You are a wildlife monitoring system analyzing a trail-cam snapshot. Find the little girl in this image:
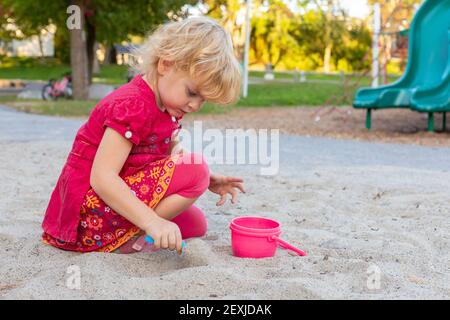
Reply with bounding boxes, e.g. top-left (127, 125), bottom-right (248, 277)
top-left (41, 17), bottom-right (245, 255)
